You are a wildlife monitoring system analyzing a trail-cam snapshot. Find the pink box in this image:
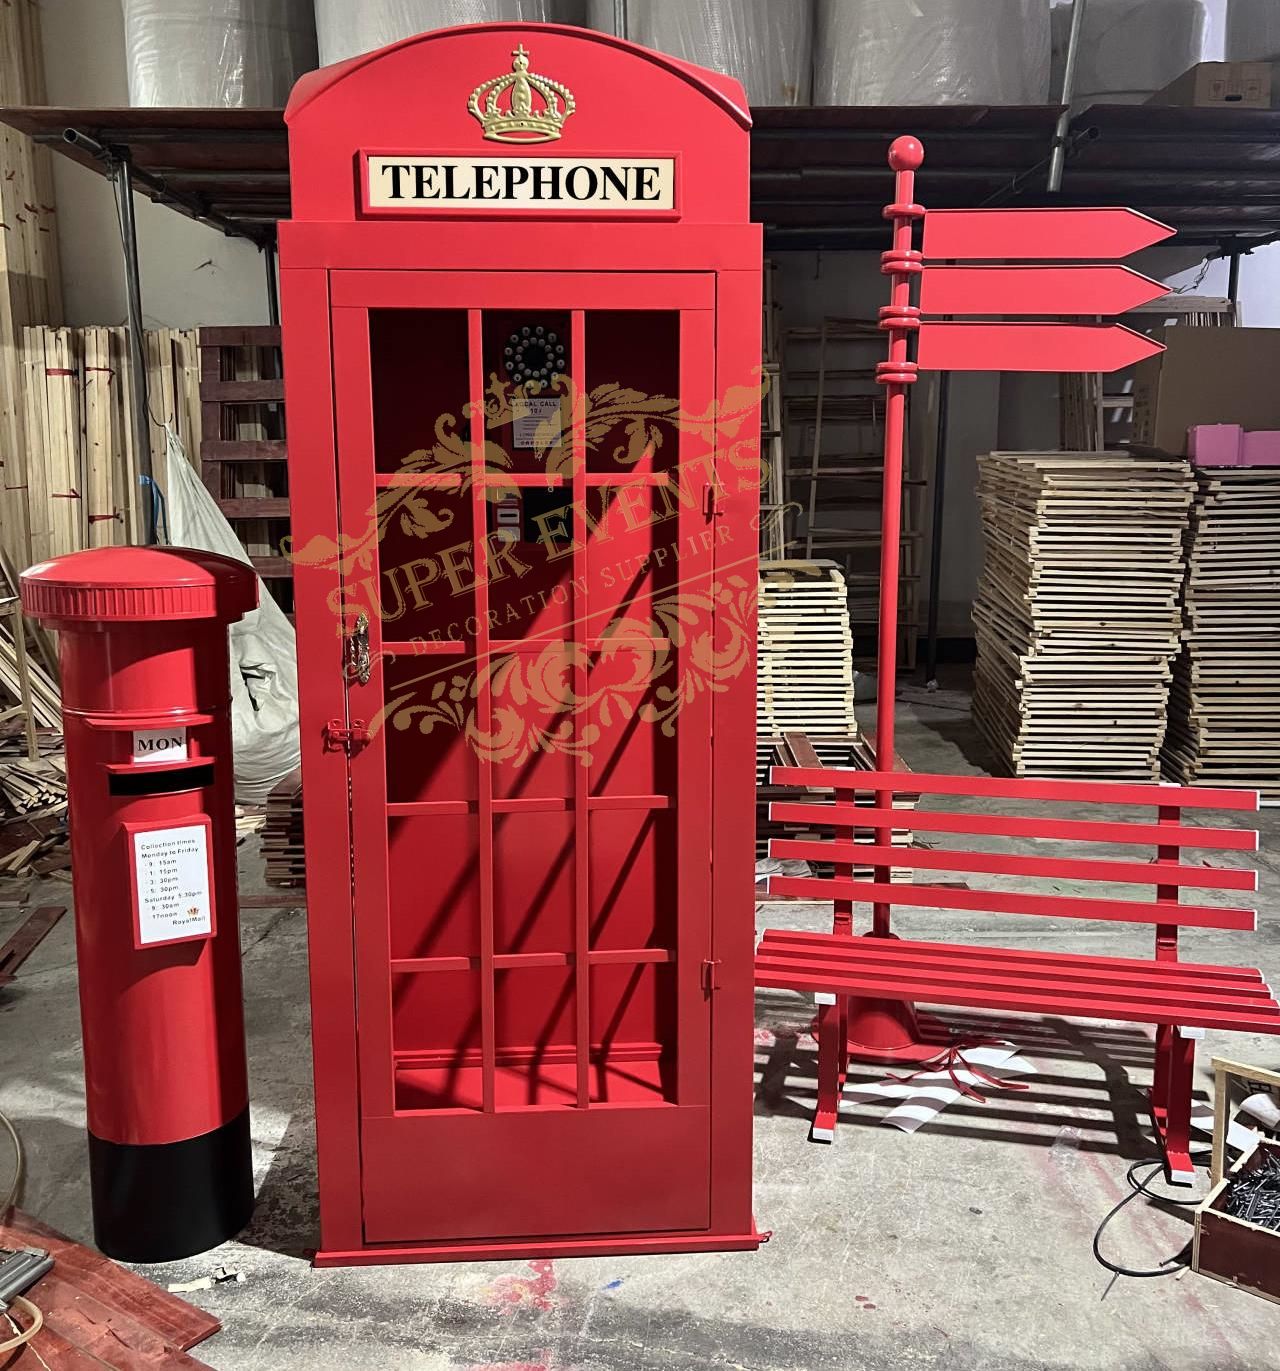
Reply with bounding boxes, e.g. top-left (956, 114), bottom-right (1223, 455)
top-left (1241, 430), bottom-right (1280, 467)
top-left (1187, 424), bottom-right (1243, 466)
